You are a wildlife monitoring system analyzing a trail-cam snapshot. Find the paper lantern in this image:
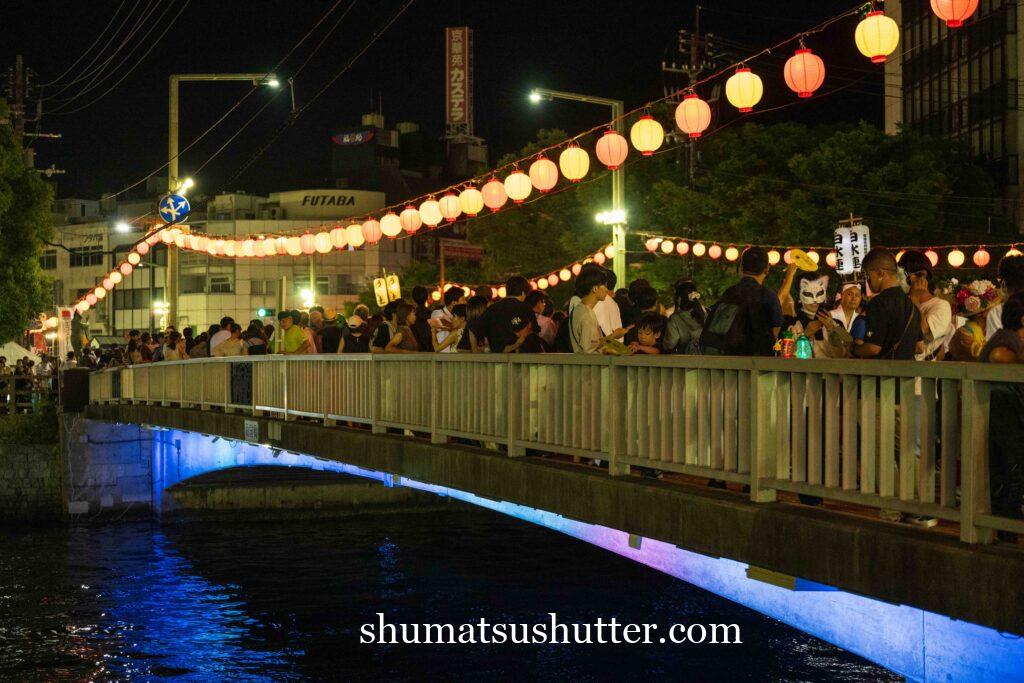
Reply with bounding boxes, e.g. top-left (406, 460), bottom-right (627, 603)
top-left (676, 241), bottom-right (690, 256)
top-left (692, 242), bottom-right (707, 257)
top-left (419, 199), bottom-right (443, 227)
top-left (85, 293), bottom-right (98, 306)
top-left (921, 249), bottom-right (939, 267)
top-left (855, 11), bottom-right (900, 64)
top-left (102, 277), bottom-right (113, 290)
top-left (645, 238), bottom-right (660, 252)
top-left (630, 115), bottom-right (664, 156)
top-left (675, 94), bottom-right (712, 139)
top-left (439, 193), bottom-right (462, 222)
top-left (947, 248), bottom-right (965, 268)
top-left (207, 239), bottom-right (221, 256)
top-left (726, 67), bottom-right (763, 112)
top-left (593, 251), bottom-right (607, 265)
top-left (826, 252), bottom-right (838, 268)
top-left (784, 48), bottom-right (826, 98)
top-left (769, 250), bottom-right (781, 266)
top-left (400, 206), bottom-right (422, 234)
top-left (482, 178), bottom-right (508, 211)
top-left (595, 130), bottom-right (629, 170)
top-left (537, 277), bottom-right (549, 290)
top-left (376, 212), bottom-right (400, 238)
top-left (175, 232), bottom-right (188, 249)
top-left (241, 239), bottom-right (256, 257)
top-left (458, 187), bottom-right (484, 217)
top-left (135, 241), bottom-right (150, 256)
top-left (559, 144), bottom-right (590, 181)
top-left (93, 286), bottom-right (106, 300)
top-left (504, 170), bottom-right (533, 203)
top-left (329, 225), bottom-right (348, 249)
top-left (110, 271), bottom-right (123, 285)
top-left (661, 240), bottom-right (675, 254)
top-left (547, 273), bottom-right (560, 287)
top-left (186, 234), bottom-right (201, 251)
top-left (973, 248), bottom-right (990, 267)
top-left (725, 246), bottom-right (740, 262)
top-left (604, 245), bottom-right (617, 259)
top-left (708, 244), bottom-right (723, 260)
top-left (120, 262), bottom-right (133, 276)
top-left (285, 236), bottom-right (303, 256)
top-left (491, 287), bottom-right (500, 299)
top-left (529, 156), bottom-right (559, 192)
top-left (784, 249), bottom-right (794, 265)
top-left (431, 290), bottom-right (442, 301)
top-left (345, 223), bottom-right (365, 248)
top-left (76, 301), bottom-right (90, 313)
top-left (808, 250), bottom-right (821, 264)
top-left (498, 286), bottom-right (507, 298)
top-left (559, 269), bottom-right (571, 282)
top-left (127, 252), bottom-right (141, 266)
top-left (362, 219), bottom-right (383, 244)
top-left (224, 240), bottom-right (238, 258)
top-left (314, 232), bottom-right (333, 254)
top-left (931, 0), bottom-right (978, 28)
top-left (160, 229), bottom-right (175, 244)
top-left (571, 263), bottom-right (583, 276)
